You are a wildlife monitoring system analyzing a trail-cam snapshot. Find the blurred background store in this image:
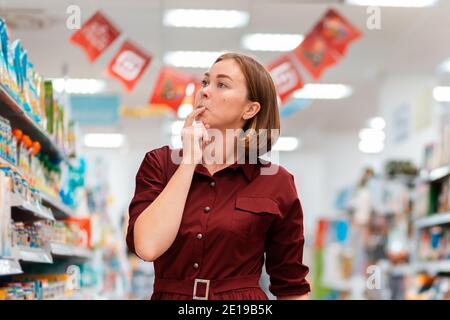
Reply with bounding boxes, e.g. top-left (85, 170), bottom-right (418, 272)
top-left (1, 0), bottom-right (450, 300)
